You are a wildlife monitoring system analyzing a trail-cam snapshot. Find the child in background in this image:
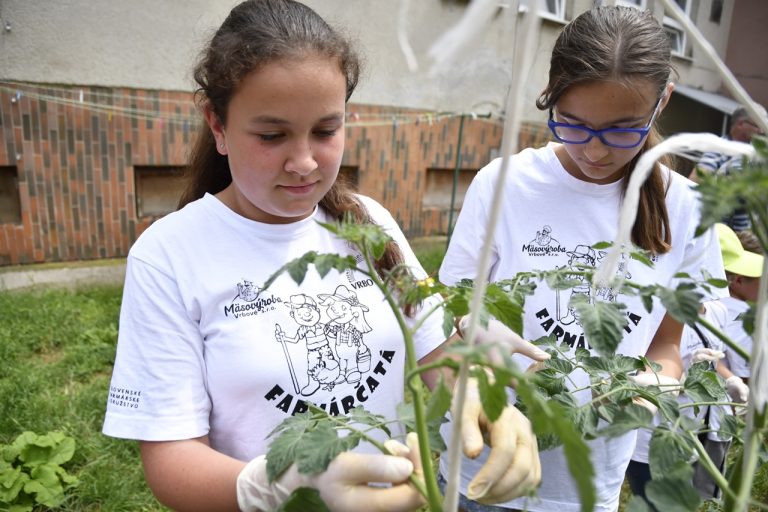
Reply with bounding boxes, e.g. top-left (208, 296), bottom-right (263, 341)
top-left (717, 224), bottom-right (765, 396)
